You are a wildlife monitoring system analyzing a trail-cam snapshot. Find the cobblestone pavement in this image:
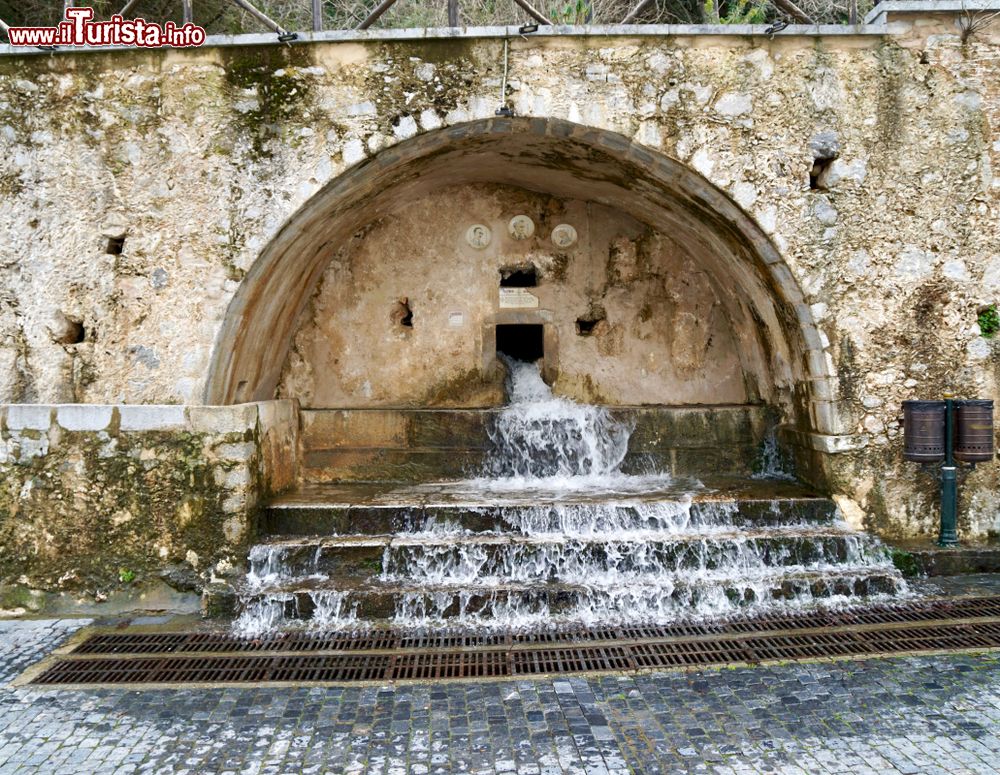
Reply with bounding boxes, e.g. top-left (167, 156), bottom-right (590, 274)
top-left (1, 619), bottom-right (999, 774)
